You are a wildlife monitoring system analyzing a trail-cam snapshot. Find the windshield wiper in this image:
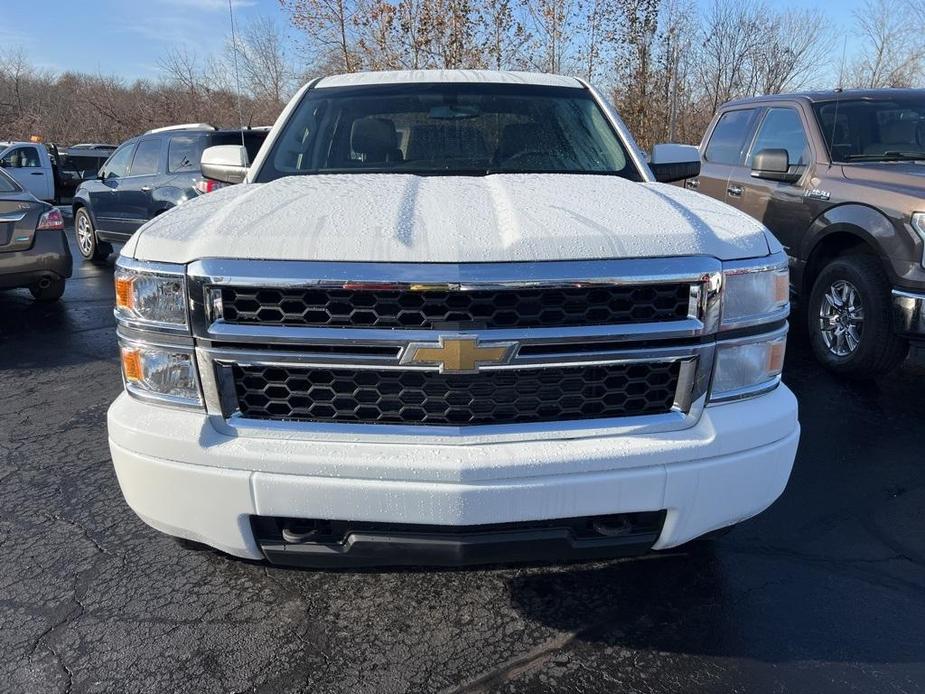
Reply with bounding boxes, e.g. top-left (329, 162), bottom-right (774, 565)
top-left (846, 151), bottom-right (925, 161)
